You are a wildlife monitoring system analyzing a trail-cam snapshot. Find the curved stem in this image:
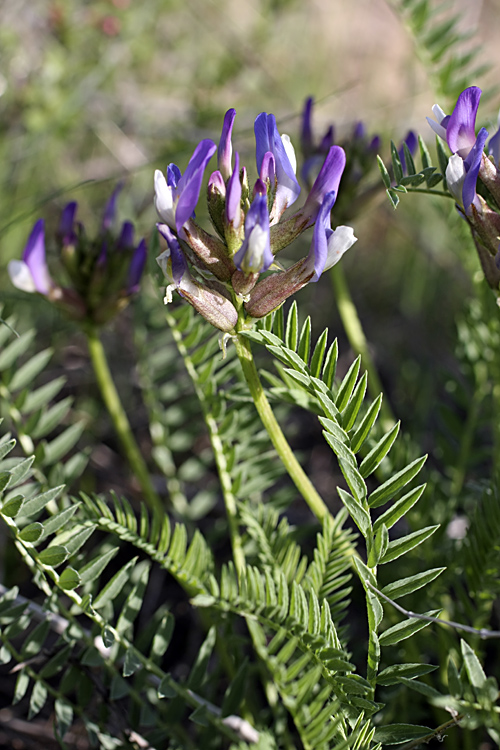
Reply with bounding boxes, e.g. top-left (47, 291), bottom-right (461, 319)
top-left (329, 263), bottom-right (395, 430)
top-left (85, 326), bottom-right (162, 515)
top-left (234, 332), bottom-right (329, 522)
